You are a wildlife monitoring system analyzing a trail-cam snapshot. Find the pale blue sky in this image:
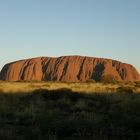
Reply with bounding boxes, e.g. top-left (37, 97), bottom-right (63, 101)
top-left (0, 0), bottom-right (140, 72)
